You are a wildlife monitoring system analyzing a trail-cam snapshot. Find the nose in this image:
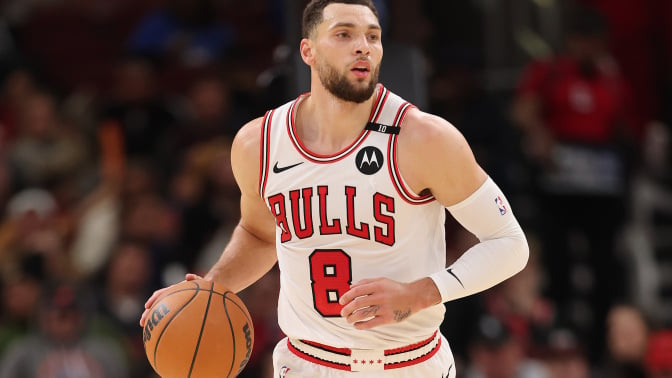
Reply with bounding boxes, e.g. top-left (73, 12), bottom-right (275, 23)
top-left (354, 34), bottom-right (370, 56)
